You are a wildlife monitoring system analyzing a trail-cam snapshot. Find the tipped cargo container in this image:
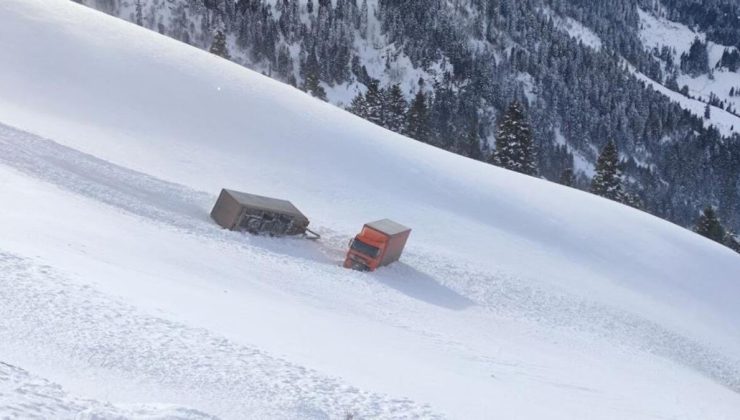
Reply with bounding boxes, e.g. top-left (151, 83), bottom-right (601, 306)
top-left (344, 219), bottom-right (411, 271)
top-left (211, 189), bottom-right (318, 238)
